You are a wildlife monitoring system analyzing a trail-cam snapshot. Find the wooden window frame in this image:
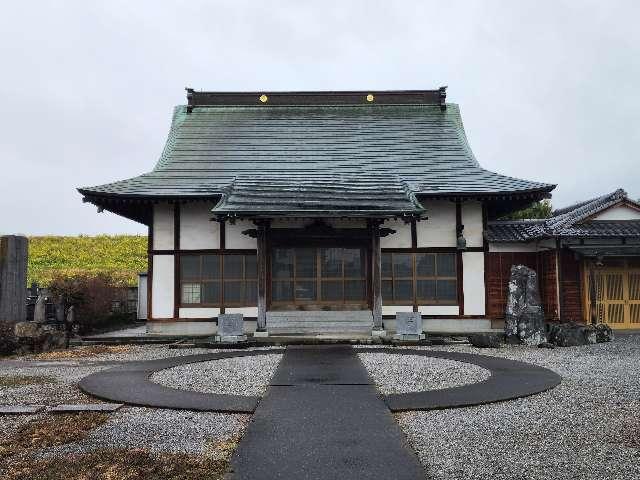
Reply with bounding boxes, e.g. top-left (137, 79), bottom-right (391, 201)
top-left (270, 246), bottom-right (368, 309)
top-left (179, 252), bottom-right (257, 308)
top-left (381, 251), bottom-right (458, 306)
